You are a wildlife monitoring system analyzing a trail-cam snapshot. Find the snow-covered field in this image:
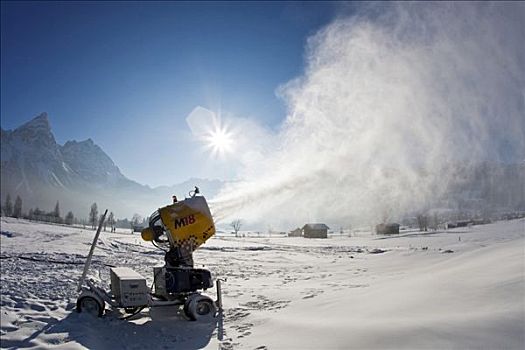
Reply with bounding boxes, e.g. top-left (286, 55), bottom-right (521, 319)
top-left (1, 217), bottom-right (524, 349)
